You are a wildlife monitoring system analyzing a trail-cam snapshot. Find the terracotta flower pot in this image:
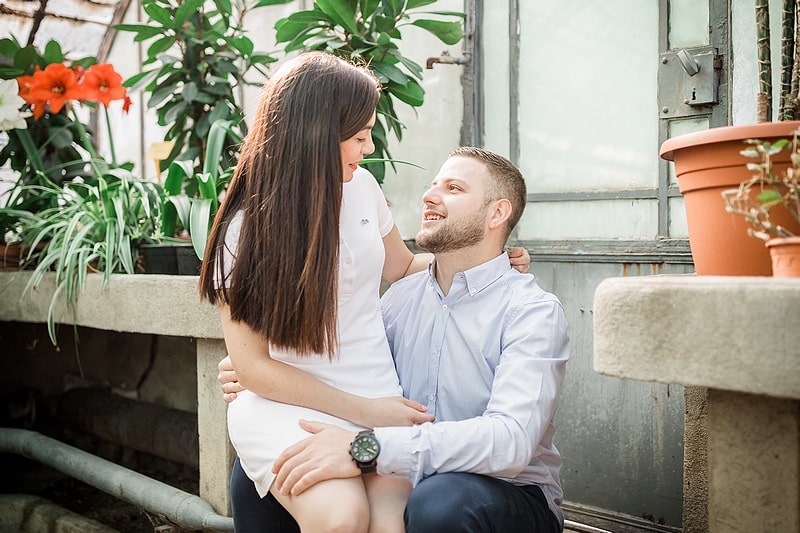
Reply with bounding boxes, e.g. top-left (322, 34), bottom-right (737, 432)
top-left (766, 236), bottom-right (800, 277)
top-left (660, 121), bottom-right (800, 276)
